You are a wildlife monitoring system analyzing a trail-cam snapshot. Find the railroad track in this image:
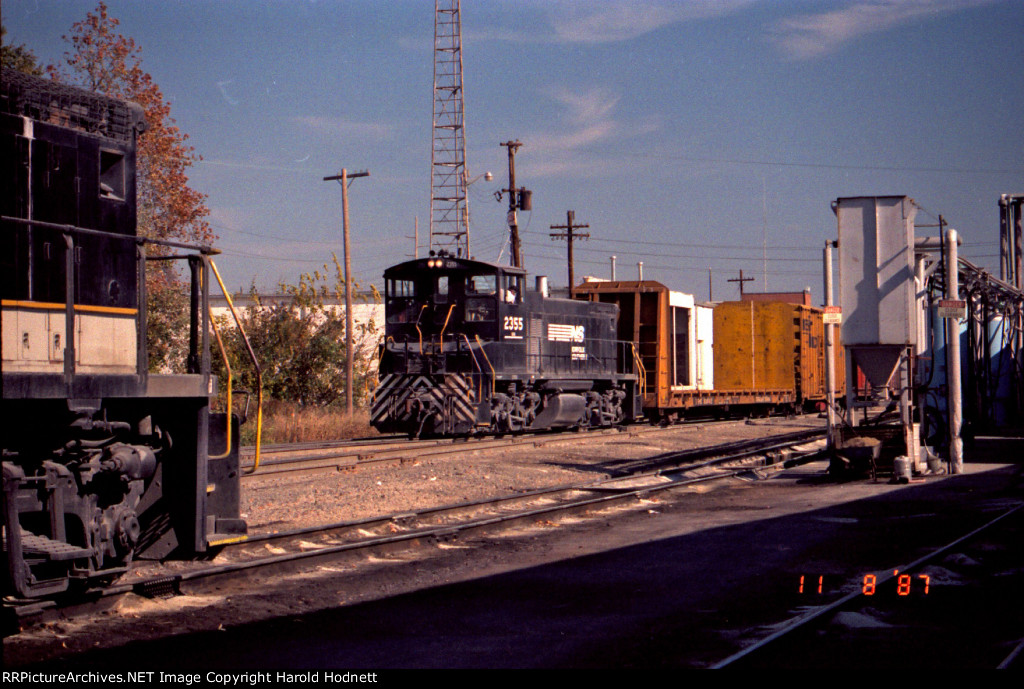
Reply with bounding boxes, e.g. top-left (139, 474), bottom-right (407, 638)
top-left (712, 501), bottom-right (1024, 669)
top-left (5, 427), bottom-right (825, 629)
top-left (238, 417), bottom-right (792, 479)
